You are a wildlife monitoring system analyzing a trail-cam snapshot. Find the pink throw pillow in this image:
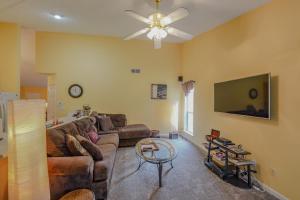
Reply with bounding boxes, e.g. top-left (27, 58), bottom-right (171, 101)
top-left (87, 130), bottom-right (100, 144)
